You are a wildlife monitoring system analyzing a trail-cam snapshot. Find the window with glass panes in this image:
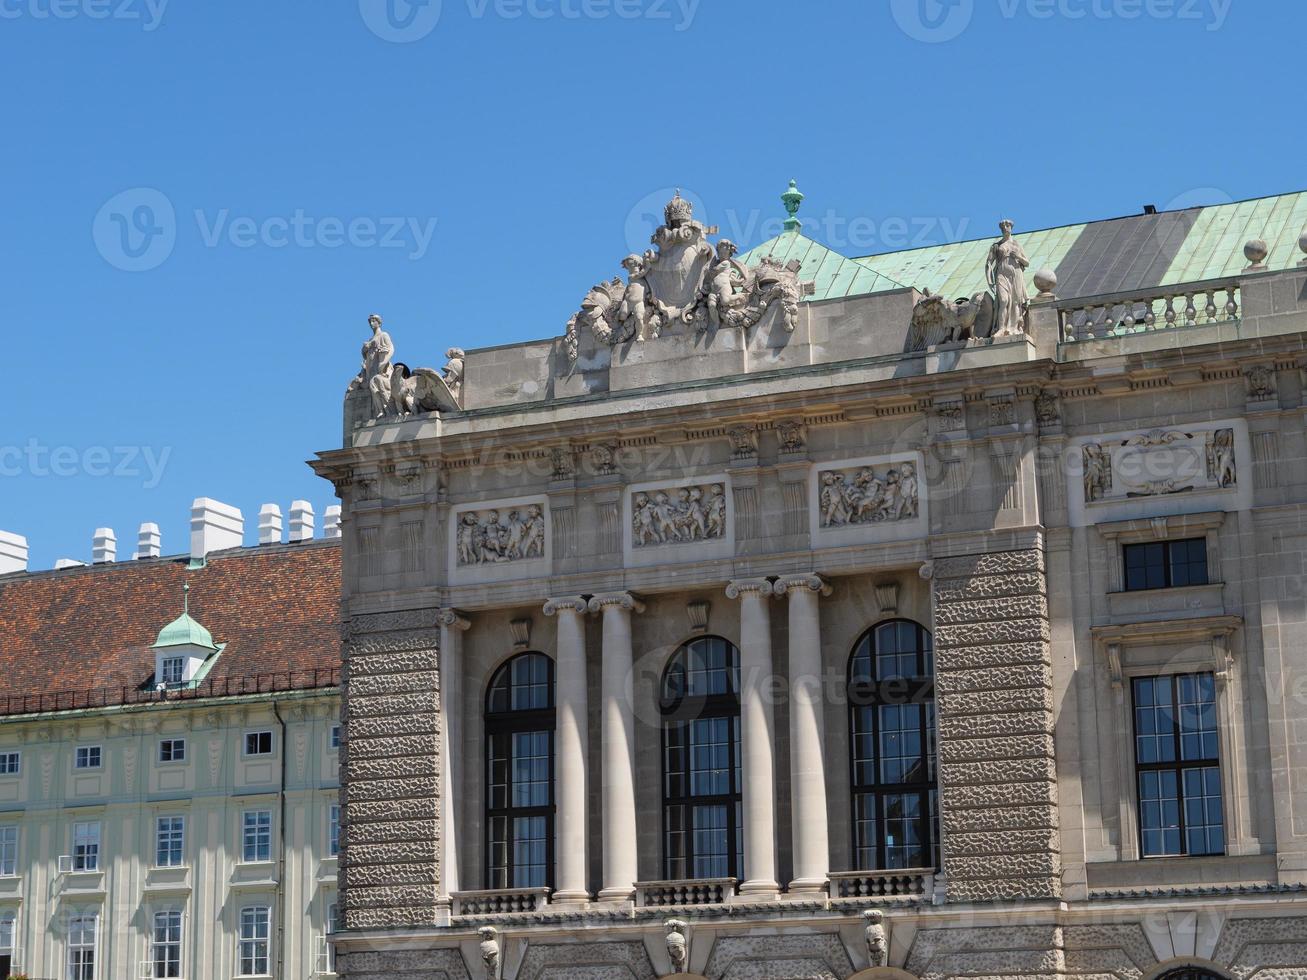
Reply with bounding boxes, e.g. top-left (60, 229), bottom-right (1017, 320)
top-left (1133, 672), bottom-right (1224, 857)
top-left (160, 657), bottom-right (184, 686)
top-left (151, 910), bottom-right (182, 978)
top-left (329, 805), bottom-right (340, 857)
top-left (848, 620), bottom-right (938, 871)
top-left (67, 914), bottom-right (97, 980)
top-left (0, 826), bottom-right (16, 876)
top-left (1123, 538), bottom-right (1209, 591)
top-left (72, 821), bottom-right (100, 872)
top-left (485, 653), bottom-right (555, 889)
top-left (158, 739), bottom-right (186, 763)
top-left (242, 810), bottom-right (272, 863)
top-left (0, 910), bottom-right (14, 978)
top-left (0, 752), bottom-right (19, 775)
top-left (660, 636), bottom-right (743, 881)
top-left (237, 906), bottom-right (270, 976)
top-left (155, 816), bottom-right (184, 867)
